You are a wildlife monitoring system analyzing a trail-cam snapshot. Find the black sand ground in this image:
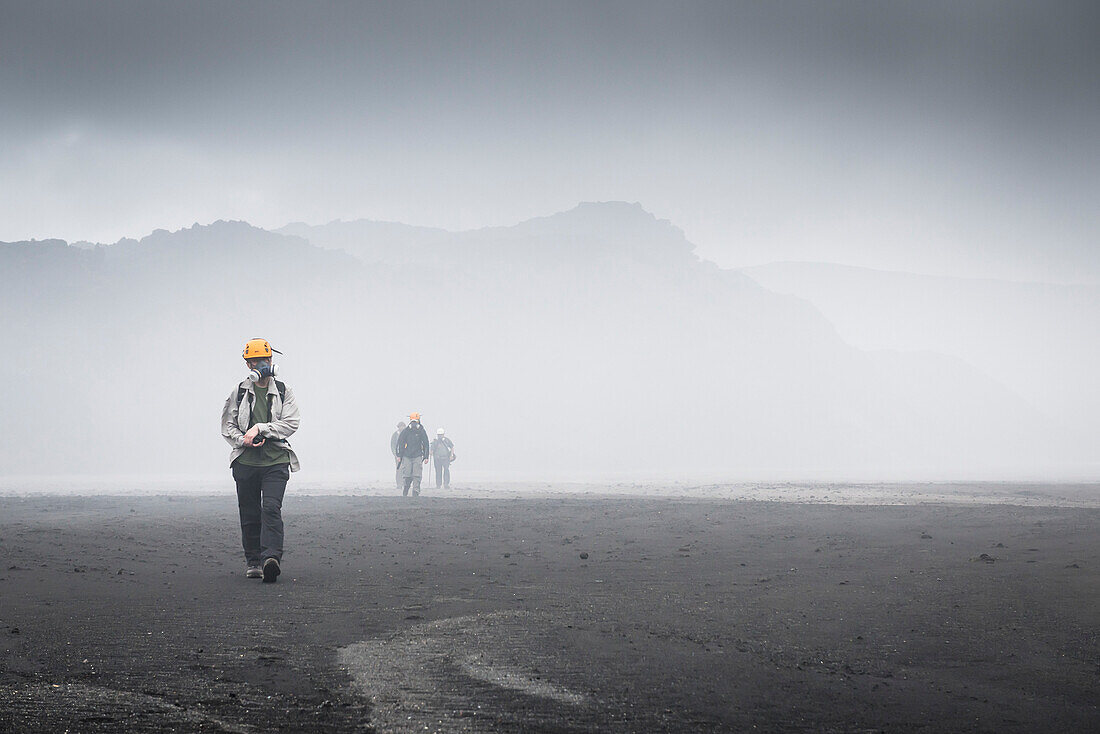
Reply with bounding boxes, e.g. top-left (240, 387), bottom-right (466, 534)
top-left (1, 492), bottom-right (1097, 732)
